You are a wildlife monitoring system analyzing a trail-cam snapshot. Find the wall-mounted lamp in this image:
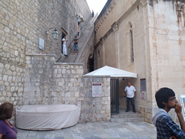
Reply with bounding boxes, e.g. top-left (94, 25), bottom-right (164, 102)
top-left (46, 28), bottom-right (59, 40)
